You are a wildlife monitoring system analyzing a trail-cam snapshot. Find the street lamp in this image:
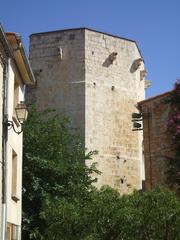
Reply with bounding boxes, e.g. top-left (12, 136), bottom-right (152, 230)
top-left (15, 102), bottom-right (28, 123)
top-left (5, 102), bottom-right (28, 134)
